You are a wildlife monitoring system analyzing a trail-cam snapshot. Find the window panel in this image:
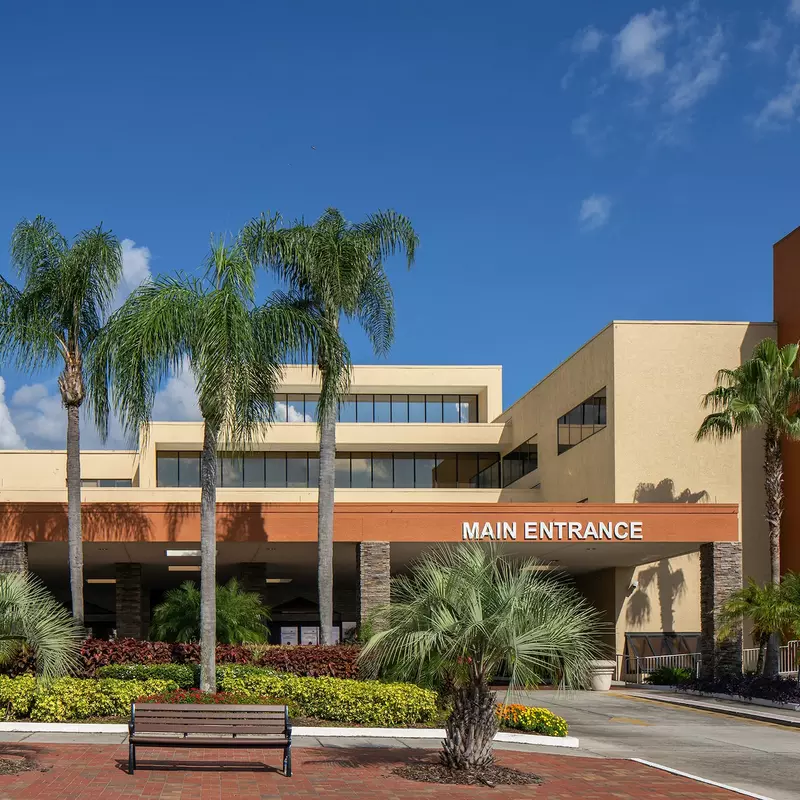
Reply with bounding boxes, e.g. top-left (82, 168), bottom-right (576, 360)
top-left (443, 395), bottom-right (460, 423)
top-left (414, 453), bottom-right (436, 488)
top-left (308, 453), bottom-right (319, 488)
top-left (393, 453), bottom-right (414, 488)
top-left (391, 395), bottom-right (408, 423)
top-left (461, 395), bottom-right (478, 424)
top-left (157, 452), bottom-right (179, 487)
top-left (435, 453), bottom-right (457, 488)
top-left (409, 395), bottom-right (425, 423)
top-left (478, 454), bottom-right (500, 488)
top-left (457, 452), bottom-right (479, 487)
top-left (304, 395), bottom-right (318, 423)
top-left (335, 453), bottom-right (351, 488)
top-left (425, 395), bottom-right (443, 423)
top-left (356, 395), bottom-right (374, 423)
top-left (287, 394), bottom-right (306, 423)
top-left (219, 454), bottom-right (243, 488)
top-left (374, 395), bottom-right (391, 423)
top-left (372, 453), bottom-right (393, 488)
top-left (339, 395), bottom-right (357, 423)
top-left (266, 453), bottom-right (287, 487)
top-left (502, 437), bottom-right (537, 487)
top-left (556, 390), bottom-right (607, 455)
top-left (243, 454), bottom-right (265, 487)
top-left (179, 452), bottom-right (200, 487)
top-left (274, 395), bottom-right (288, 422)
top-left (287, 453), bottom-right (308, 487)
top-left (351, 455), bottom-right (371, 488)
